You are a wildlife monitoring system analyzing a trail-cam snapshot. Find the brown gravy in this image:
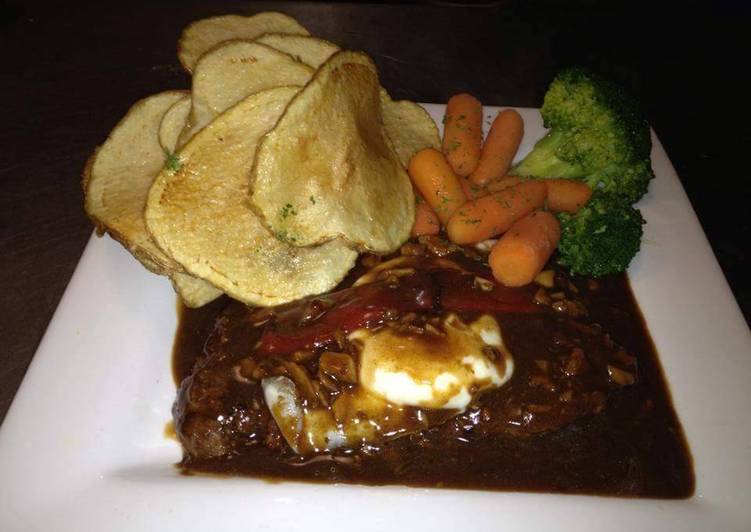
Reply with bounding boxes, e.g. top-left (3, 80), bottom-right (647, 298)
top-left (172, 267), bottom-right (693, 497)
